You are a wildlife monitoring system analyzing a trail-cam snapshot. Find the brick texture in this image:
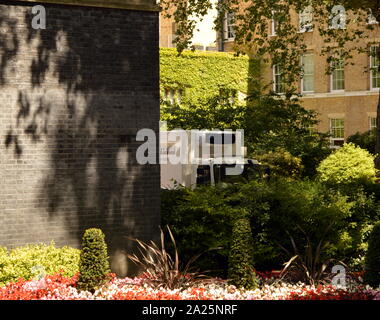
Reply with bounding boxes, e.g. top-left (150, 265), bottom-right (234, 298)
top-left (0, 1), bottom-right (160, 276)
